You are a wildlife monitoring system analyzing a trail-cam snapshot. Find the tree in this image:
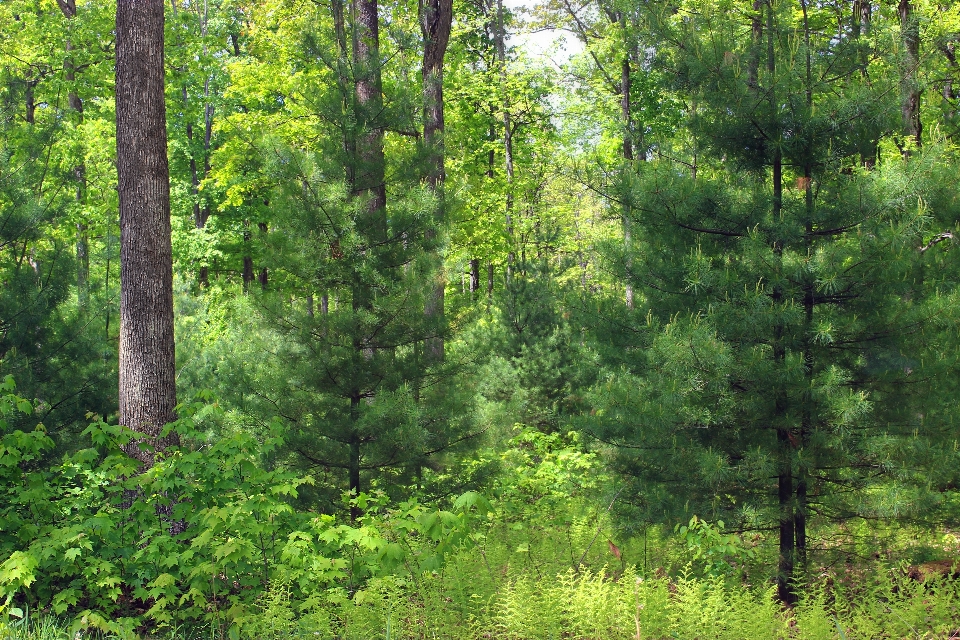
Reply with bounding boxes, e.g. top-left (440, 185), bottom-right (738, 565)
top-left (420, 0), bottom-right (453, 362)
top-left (115, 0), bottom-right (178, 464)
top-left (182, 0), bottom-right (483, 515)
top-left (0, 1), bottom-right (118, 451)
top-left (580, 0), bottom-right (959, 602)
